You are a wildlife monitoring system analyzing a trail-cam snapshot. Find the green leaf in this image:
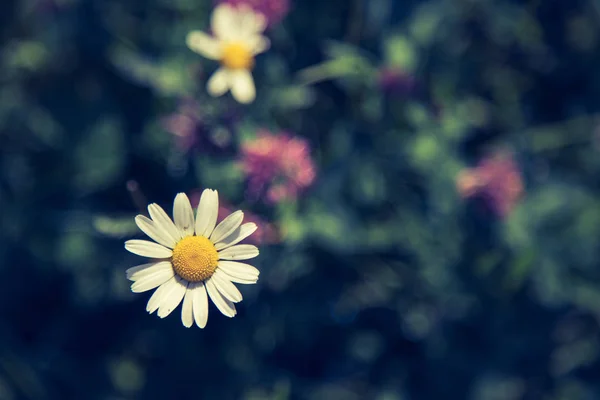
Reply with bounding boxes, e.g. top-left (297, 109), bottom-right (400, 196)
top-left (384, 35), bottom-right (418, 71)
top-left (269, 85), bottom-right (316, 110)
top-left (409, 4), bottom-right (442, 45)
top-left (73, 118), bottom-right (125, 193)
top-left (194, 156), bottom-right (244, 195)
top-left (297, 41), bottom-right (374, 85)
top-left (409, 134), bottom-right (441, 167)
top-left (504, 249), bottom-right (536, 291)
top-left (5, 40), bottom-right (49, 71)
top-left (93, 215), bottom-right (138, 238)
